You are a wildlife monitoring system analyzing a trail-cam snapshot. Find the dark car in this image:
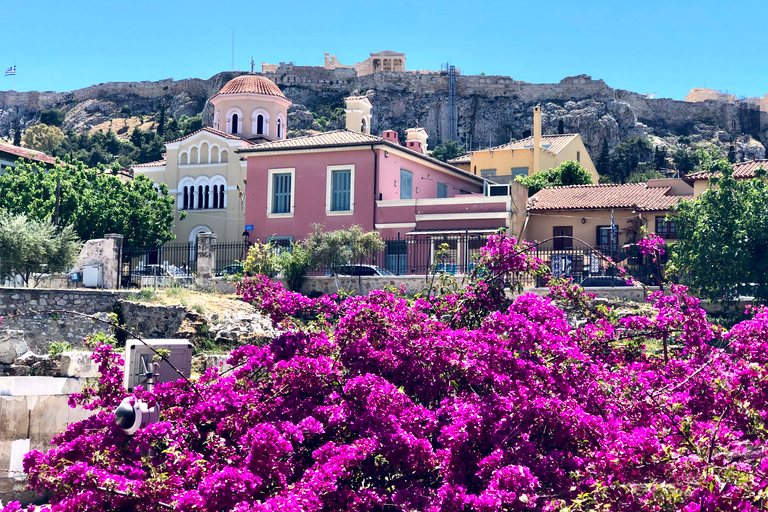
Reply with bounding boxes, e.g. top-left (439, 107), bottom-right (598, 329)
top-left (216, 264), bottom-right (244, 277)
top-left (333, 265), bottom-right (394, 276)
top-left (580, 276), bottom-right (633, 287)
